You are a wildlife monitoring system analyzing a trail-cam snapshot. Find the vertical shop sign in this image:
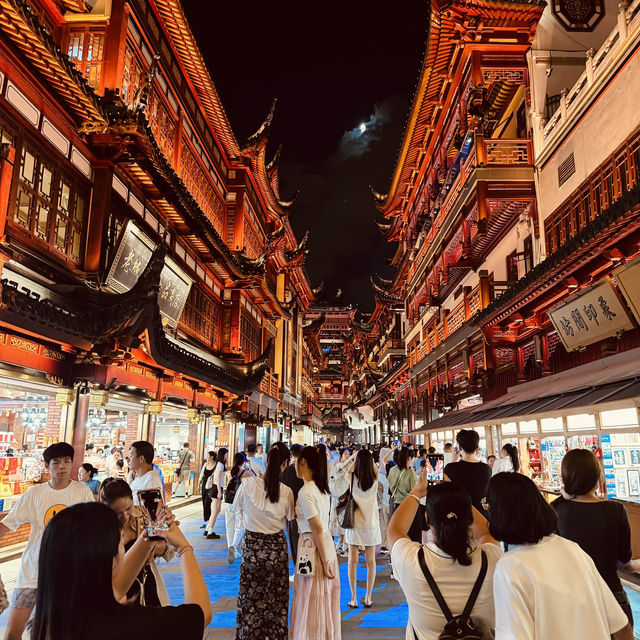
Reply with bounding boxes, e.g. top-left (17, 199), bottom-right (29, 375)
top-left (548, 279), bottom-right (633, 352)
top-left (601, 434), bottom-right (616, 498)
top-left (105, 220), bottom-right (192, 326)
